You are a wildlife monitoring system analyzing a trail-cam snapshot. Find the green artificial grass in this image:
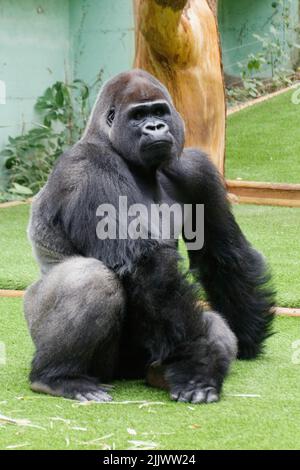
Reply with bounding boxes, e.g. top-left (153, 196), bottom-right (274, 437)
top-left (233, 204), bottom-right (300, 308)
top-left (1, 204), bottom-right (299, 307)
top-left (225, 89), bottom-right (300, 183)
top-left (0, 297), bottom-right (299, 450)
top-left (0, 205), bottom-right (38, 290)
